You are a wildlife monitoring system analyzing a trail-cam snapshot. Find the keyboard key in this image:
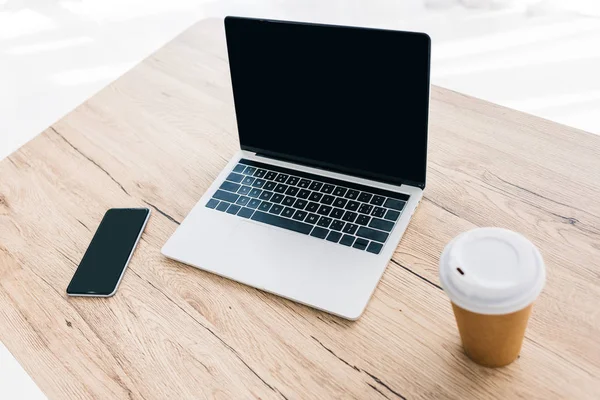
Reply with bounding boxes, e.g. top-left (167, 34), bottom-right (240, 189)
top-left (321, 195), bottom-right (335, 205)
top-left (342, 223), bottom-right (358, 235)
top-left (254, 169), bottom-right (266, 178)
top-left (243, 166), bottom-right (257, 175)
top-left (237, 185), bottom-right (251, 195)
top-left (358, 204), bottom-right (373, 215)
top-left (259, 201), bottom-right (272, 212)
top-left (372, 207), bottom-right (386, 218)
top-left (236, 196), bottom-right (250, 206)
top-left (357, 226), bottom-right (389, 243)
top-left (310, 227), bottom-right (329, 239)
top-left (369, 218), bottom-right (394, 232)
top-left (265, 171), bottom-right (278, 180)
top-left (345, 201), bottom-right (360, 211)
top-left (252, 179), bottom-right (266, 188)
top-left (269, 204), bottom-right (284, 215)
top-left (206, 199), bottom-right (219, 209)
top-left (384, 198), bottom-right (406, 211)
top-left (238, 207), bottom-right (254, 218)
top-left (342, 211), bottom-right (357, 223)
top-left (330, 208), bottom-right (345, 219)
top-left (213, 190), bottom-right (239, 203)
top-left (356, 215), bottom-right (371, 226)
top-left (298, 179), bottom-right (311, 188)
top-left (264, 181), bottom-right (277, 191)
top-left (385, 209), bottom-right (401, 221)
top-left (232, 164), bottom-right (246, 173)
top-left (248, 198), bottom-right (261, 209)
top-left (271, 193), bottom-right (285, 204)
top-left (274, 184), bottom-right (288, 193)
top-left (282, 196), bottom-right (296, 206)
top-left (366, 241), bottom-right (383, 254)
top-left (330, 220), bottom-right (345, 231)
top-left (370, 195), bottom-right (385, 206)
top-left (321, 184), bottom-right (335, 194)
top-left (306, 202), bottom-right (320, 212)
top-left (309, 192), bottom-right (323, 202)
top-left (333, 187), bottom-right (347, 197)
top-left (317, 205), bottom-right (332, 216)
top-left (220, 181), bottom-right (241, 193)
top-left (259, 191), bottom-right (273, 201)
top-left (251, 211), bottom-right (312, 235)
top-left (340, 235), bottom-right (355, 246)
top-left (317, 216), bottom-right (332, 228)
top-left (358, 192), bottom-right (372, 203)
top-left (249, 188), bottom-right (262, 198)
top-left (286, 176), bottom-right (300, 186)
top-left (281, 207), bottom-right (295, 218)
top-left (285, 186), bottom-right (299, 196)
top-left (216, 201), bottom-right (230, 212)
top-left (309, 181), bottom-right (323, 191)
top-left (226, 172), bottom-right (244, 183)
top-left (293, 199), bottom-right (308, 209)
top-left (305, 213), bottom-right (319, 224)
top-left (297, 189), bottom-right (311, 199)
top-left (292, 210), bottom-right (308, 221)
top-left (275, 174), bottom-right (289, 183)
top-left (345, 189), bottom-right (359, 200)
top-left (326, 231), bottom-right (342, 243)
top-left (242, 176), bottom-right (256, 186)
top-left (353, 238), bottom-right (369, 251)
top-left (333, 198), bottom-right (347, 208)
top-left (227, 204), bottom-right (241, 215)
